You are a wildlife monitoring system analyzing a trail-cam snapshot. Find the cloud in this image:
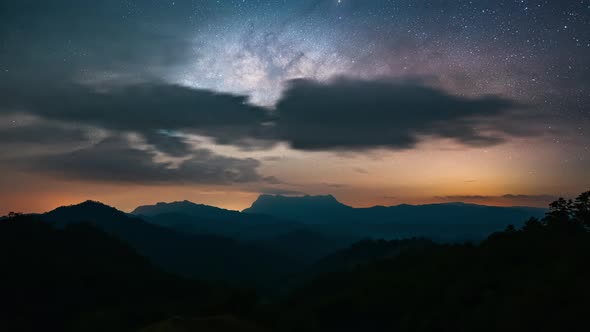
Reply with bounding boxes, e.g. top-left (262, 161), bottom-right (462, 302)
top-left (18, 136), bottom-right (263, 185)
top-left (435, 194), bottom-right (557, 206)
top-left (1, 77), bottom-right (544, 155)
top-left (0, 122), bottom-right (91, 145)
top-left (0, 82), bottom-right (271, 148)
top-left (353, 167), bottom-right (369, 174)
top-left (322, 183), bottom-right (348, 188)
top-left (500, 194), bottom-right (557, 201)
top-left (272, 77), bottom-right (538, 151)
top-left (262, 176), bottom-right (283, 185)
top-left (436, 195), bottom-right (491, 201)
top-left (143, 131), bottom-right (194, 157)
top-left (0, 77), bottom-right (547, 185)
top-left (258, 188), bottom-right (306, 196)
